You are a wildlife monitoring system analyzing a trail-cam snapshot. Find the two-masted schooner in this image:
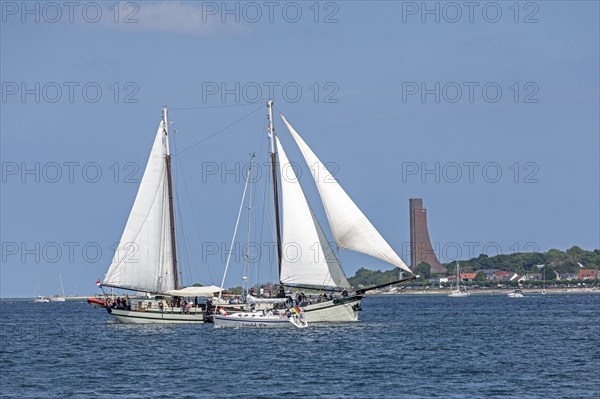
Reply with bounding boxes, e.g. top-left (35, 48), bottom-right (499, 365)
top-left (96, 108), bottom-right (221, 323)
top-left (253, 101), bottom-right (415, 322)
